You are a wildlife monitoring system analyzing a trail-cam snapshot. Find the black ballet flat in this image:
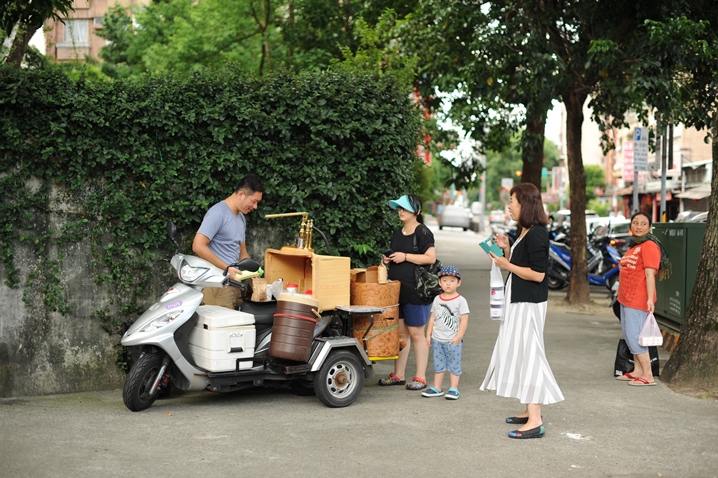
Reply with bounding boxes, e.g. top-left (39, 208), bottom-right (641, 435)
top-left (506, 416), bottom-right (529, 424)
top-left (506, 415), bottom-right (541, 424)
top-left (508, 425), bottom-right (545, 439)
